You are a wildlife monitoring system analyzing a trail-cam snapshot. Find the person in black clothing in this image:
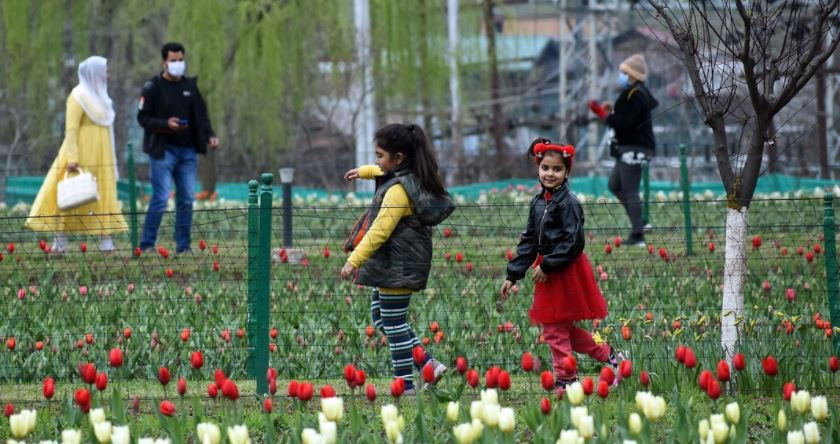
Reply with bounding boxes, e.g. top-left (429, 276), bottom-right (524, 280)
top-left (599, 53), bottom-right (658, 246)
top-left (137, 42), bottom-right (219, 253)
